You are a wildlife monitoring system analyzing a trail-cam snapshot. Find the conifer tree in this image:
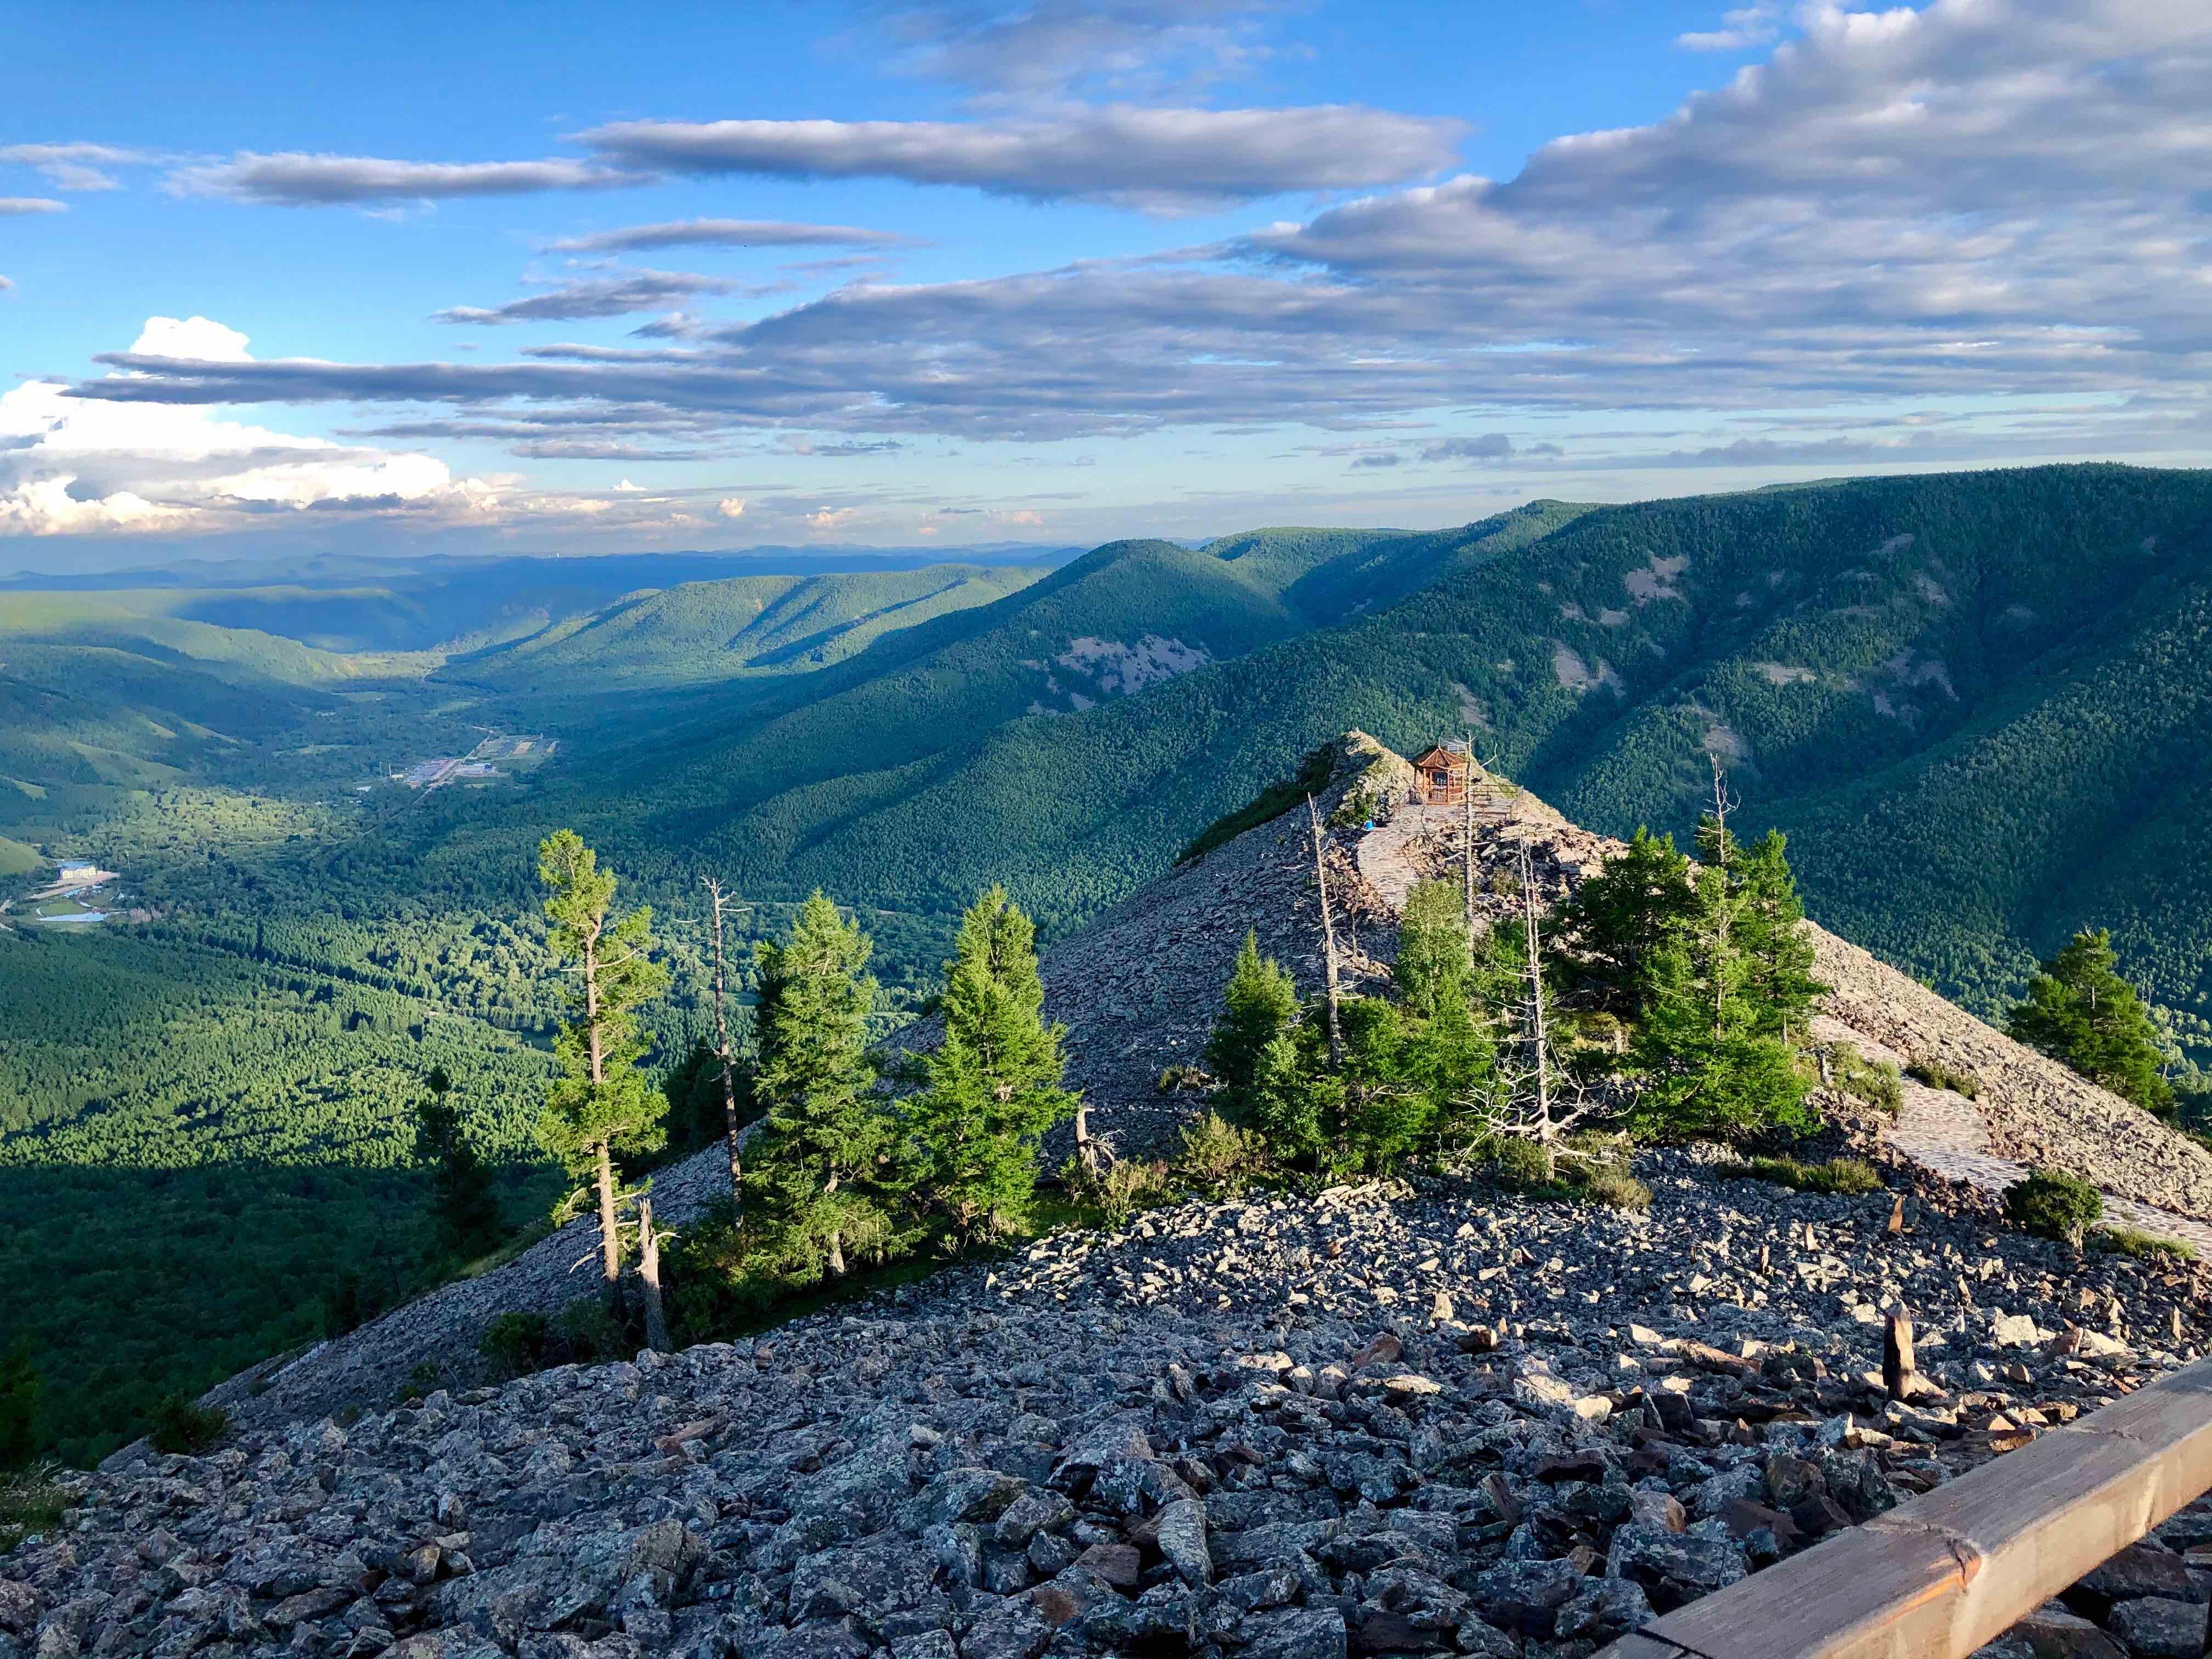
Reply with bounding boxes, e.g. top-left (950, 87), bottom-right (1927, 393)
top-left (1624, 862), bottom-right (1810, 1139)
top-left (2007, 929), bottom-right (2174, 1113)
top-left (909, 887), bottom-right (1079, 1245)
top-left (1555, 828), bottom-right (1699, 1018)
top-left (1205, 932), bottom-right (1300, 1116)
top-left (0, 1342), bottom-right (38, 1470)
top-left (1393, 879), bottom-right (1494, 1110)
top-left (1396, 880), bottom-right (1471, 1019)
top-left (413, 1064), bottom-right (503, 1260)
top-left (746, 893), bottom-right (893, 1278)
top-left (1732, 828), bottom-right (1825, 1041)
top-left (536, 831), bottom-right (670, 1296)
